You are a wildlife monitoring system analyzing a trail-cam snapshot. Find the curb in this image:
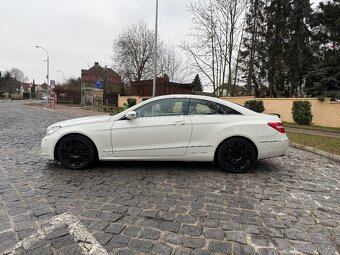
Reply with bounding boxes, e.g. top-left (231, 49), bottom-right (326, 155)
top-left (290, 142), bottom-right (340, 163)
